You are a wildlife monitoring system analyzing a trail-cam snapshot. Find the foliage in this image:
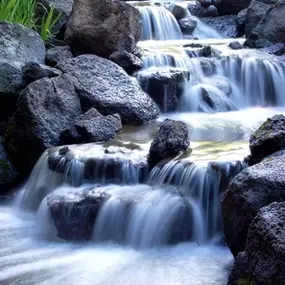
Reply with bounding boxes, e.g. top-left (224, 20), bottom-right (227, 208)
top-left (0, 0), bottom-right (61, 42)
